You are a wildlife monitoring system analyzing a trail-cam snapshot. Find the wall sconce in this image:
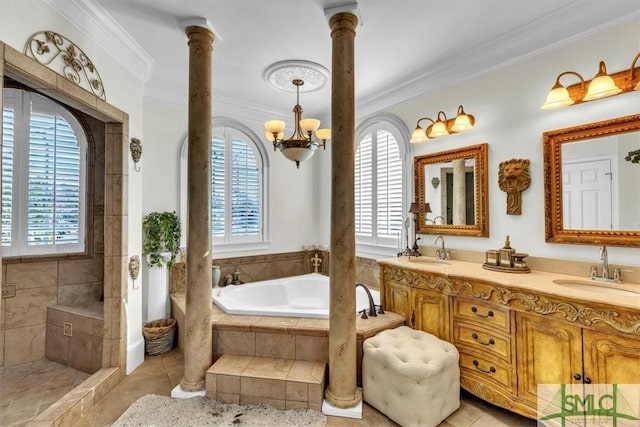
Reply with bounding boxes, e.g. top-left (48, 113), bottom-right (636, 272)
top-left (541, 51), bottom-right (640, 109)
top-left (410, 105), bottom-right (475, 143)
top-left (130, 137), bottom-right (142, 172)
